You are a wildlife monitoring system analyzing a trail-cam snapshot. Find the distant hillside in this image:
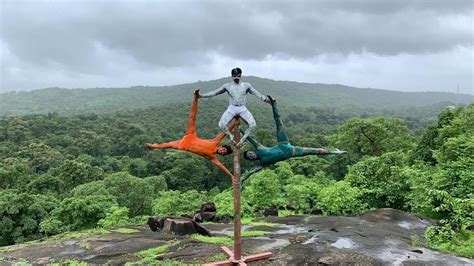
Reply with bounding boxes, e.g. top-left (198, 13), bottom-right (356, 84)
top-left (1, 76), bottom-right (471, 116)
